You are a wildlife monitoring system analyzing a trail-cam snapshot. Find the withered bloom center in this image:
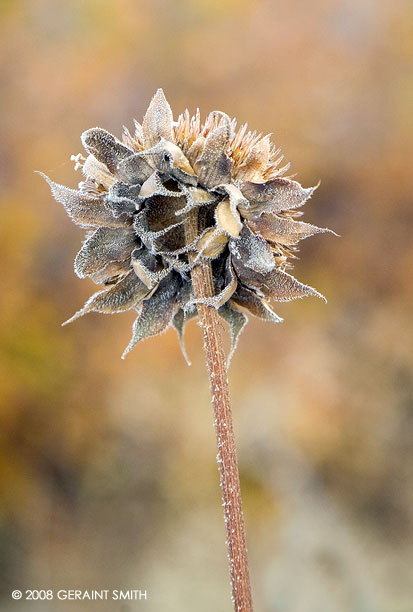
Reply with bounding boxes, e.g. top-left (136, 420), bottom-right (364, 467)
top-left (41, 89), bottom-right (332, 360)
